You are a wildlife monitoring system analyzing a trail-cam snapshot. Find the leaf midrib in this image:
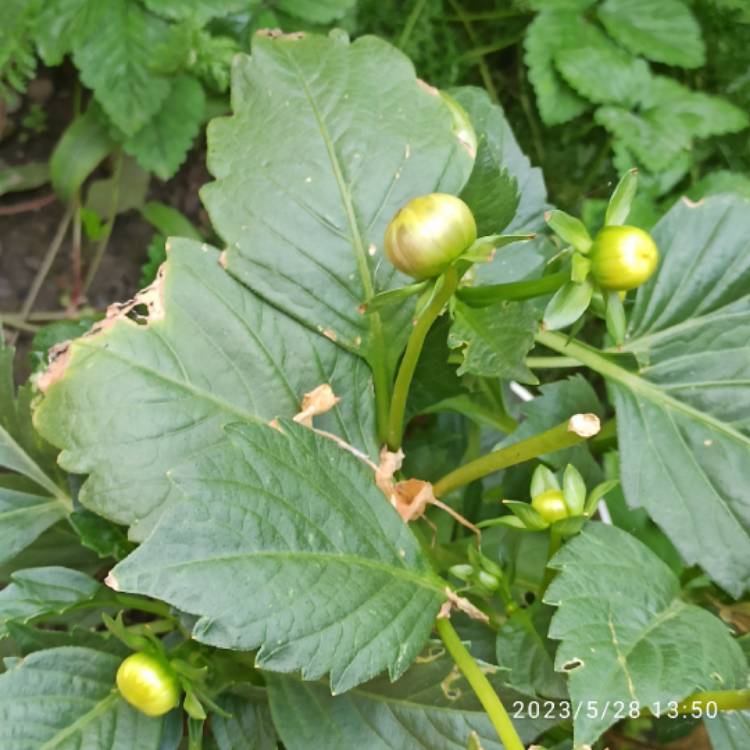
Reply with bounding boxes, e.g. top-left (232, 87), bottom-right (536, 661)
top-left (536, 331), bottom-right (750, 448)
top-left (39, 690), bottom-right (119, 750)
top-left (135, 549), bottom-right (445, 594)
